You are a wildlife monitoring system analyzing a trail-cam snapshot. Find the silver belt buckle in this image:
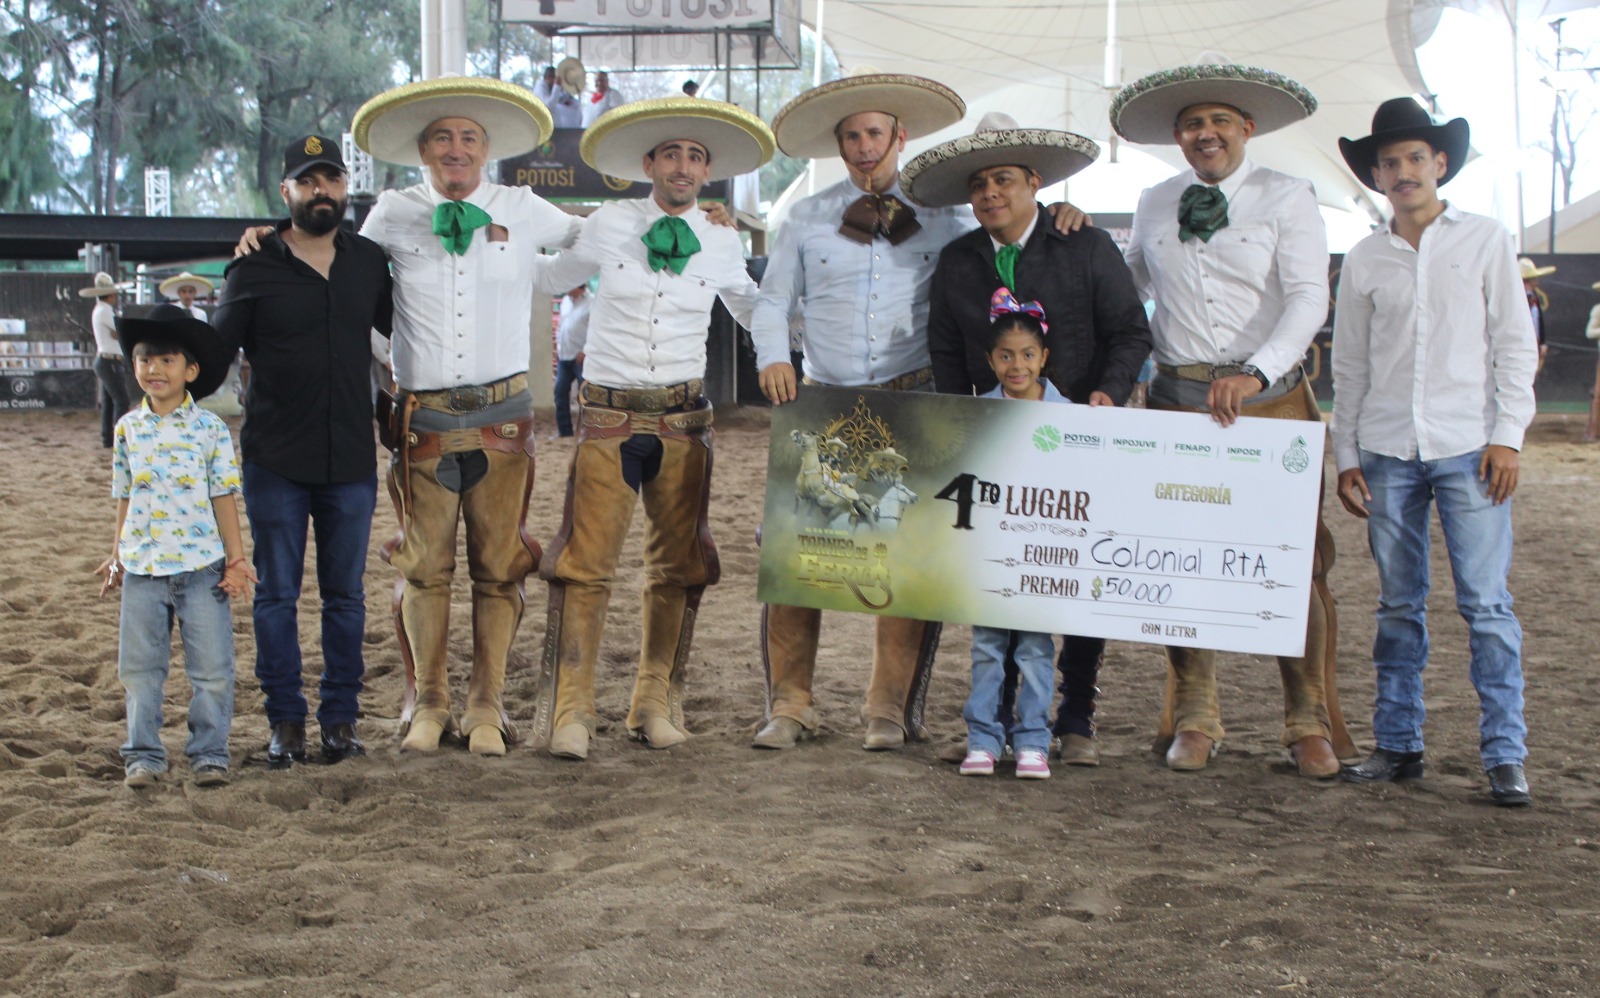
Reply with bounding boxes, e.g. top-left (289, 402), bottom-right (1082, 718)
top-left (447, 386), bottom-right (491, 412)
